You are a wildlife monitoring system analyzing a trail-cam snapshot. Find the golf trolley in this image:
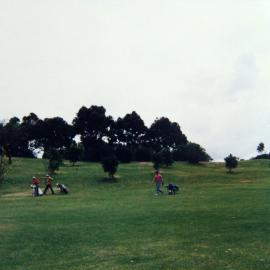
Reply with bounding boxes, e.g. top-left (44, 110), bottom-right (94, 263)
top-left (166, 183), bottom-right (179, 195)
